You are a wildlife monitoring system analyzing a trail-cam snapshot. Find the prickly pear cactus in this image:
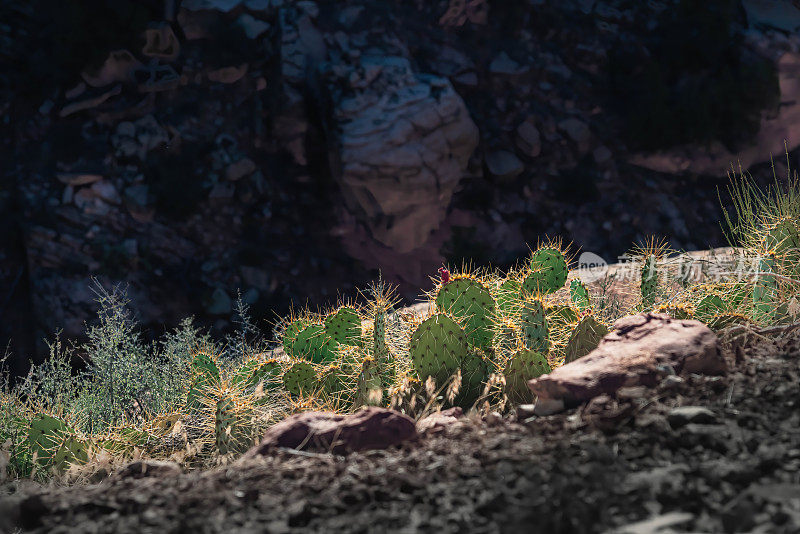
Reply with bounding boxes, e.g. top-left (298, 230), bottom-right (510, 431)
top-left (456, 348), bottom-right (490, 407)
top-left (522, 248), bottom-right (568, 295)
top-left (324, 306), bottom-right (362, 346)
top-left (654, 304), bottom-right (693, 320)
top-left (27, 414), bottom-right (88, 471)
top-left (546, 304), bottom-right (580, 328)
top-left (569, 279), bottom-right (591, 311)
top-left (435, 276), bottom-right (496, 351)
top-left (519, 298), bottom-right (549, 353)
top-left (232, 358), bottom-right (282, 392)
top-left (493, 318), bottom-right (520, 357)
top-left (282, 319), bottom-right (307, 356)
top-left (640, 254), bottom-right (658, 307)
top-left (707, 313), bottom-right (752, 331)
top-left (282, 361), bottom-right (318, 396)
top-left (373, 305), bottom-right (388, 364)
top-left (694, 294), bottom-right (727, 323)
top-left (495, 275), bottom-right (522, 314)
top-left (409, 314), bottom-right (468, 387)
top-left (753, 256), bottom-right (778, 323)
top-left (214, 396), bottom-right (238, 455)
top-left (503, 349), bottom-right (551, 404)
top-left (292, 324), bottom-right (337, 363)
top-left (564, 315), bottom-right (608, 364)
top-left (763, 217), bottom-right (800, 274)
top-left (187, 351), bottom-right (221, 410)
top-left (357, 356), bottom-right (384, 407)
